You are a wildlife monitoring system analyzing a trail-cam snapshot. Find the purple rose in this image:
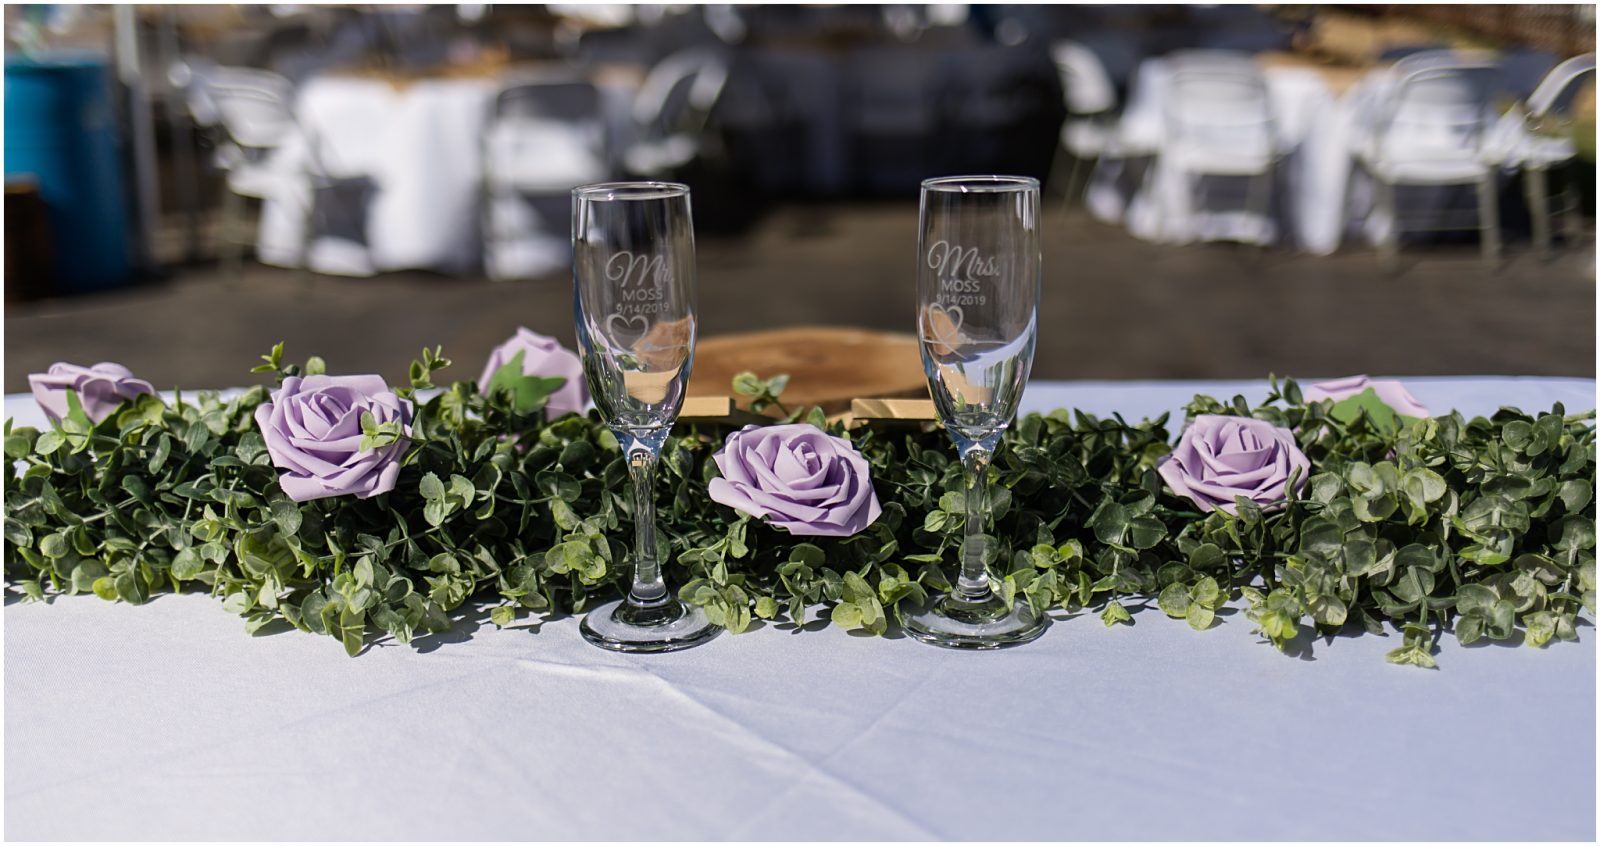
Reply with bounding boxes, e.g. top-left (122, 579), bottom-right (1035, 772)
top-left (1304, 375), bottom-right (1430, 419)
top-left (29, 362), bottom-right (155, 424)
top-left (709, 424), bottom-right (882, 537)
top-left (254, 374), bottom-right (413, 503)
top-left (479, 327), bottom-right (588, 418)
top-left (1159, 415), bottom-right (1310, 515)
